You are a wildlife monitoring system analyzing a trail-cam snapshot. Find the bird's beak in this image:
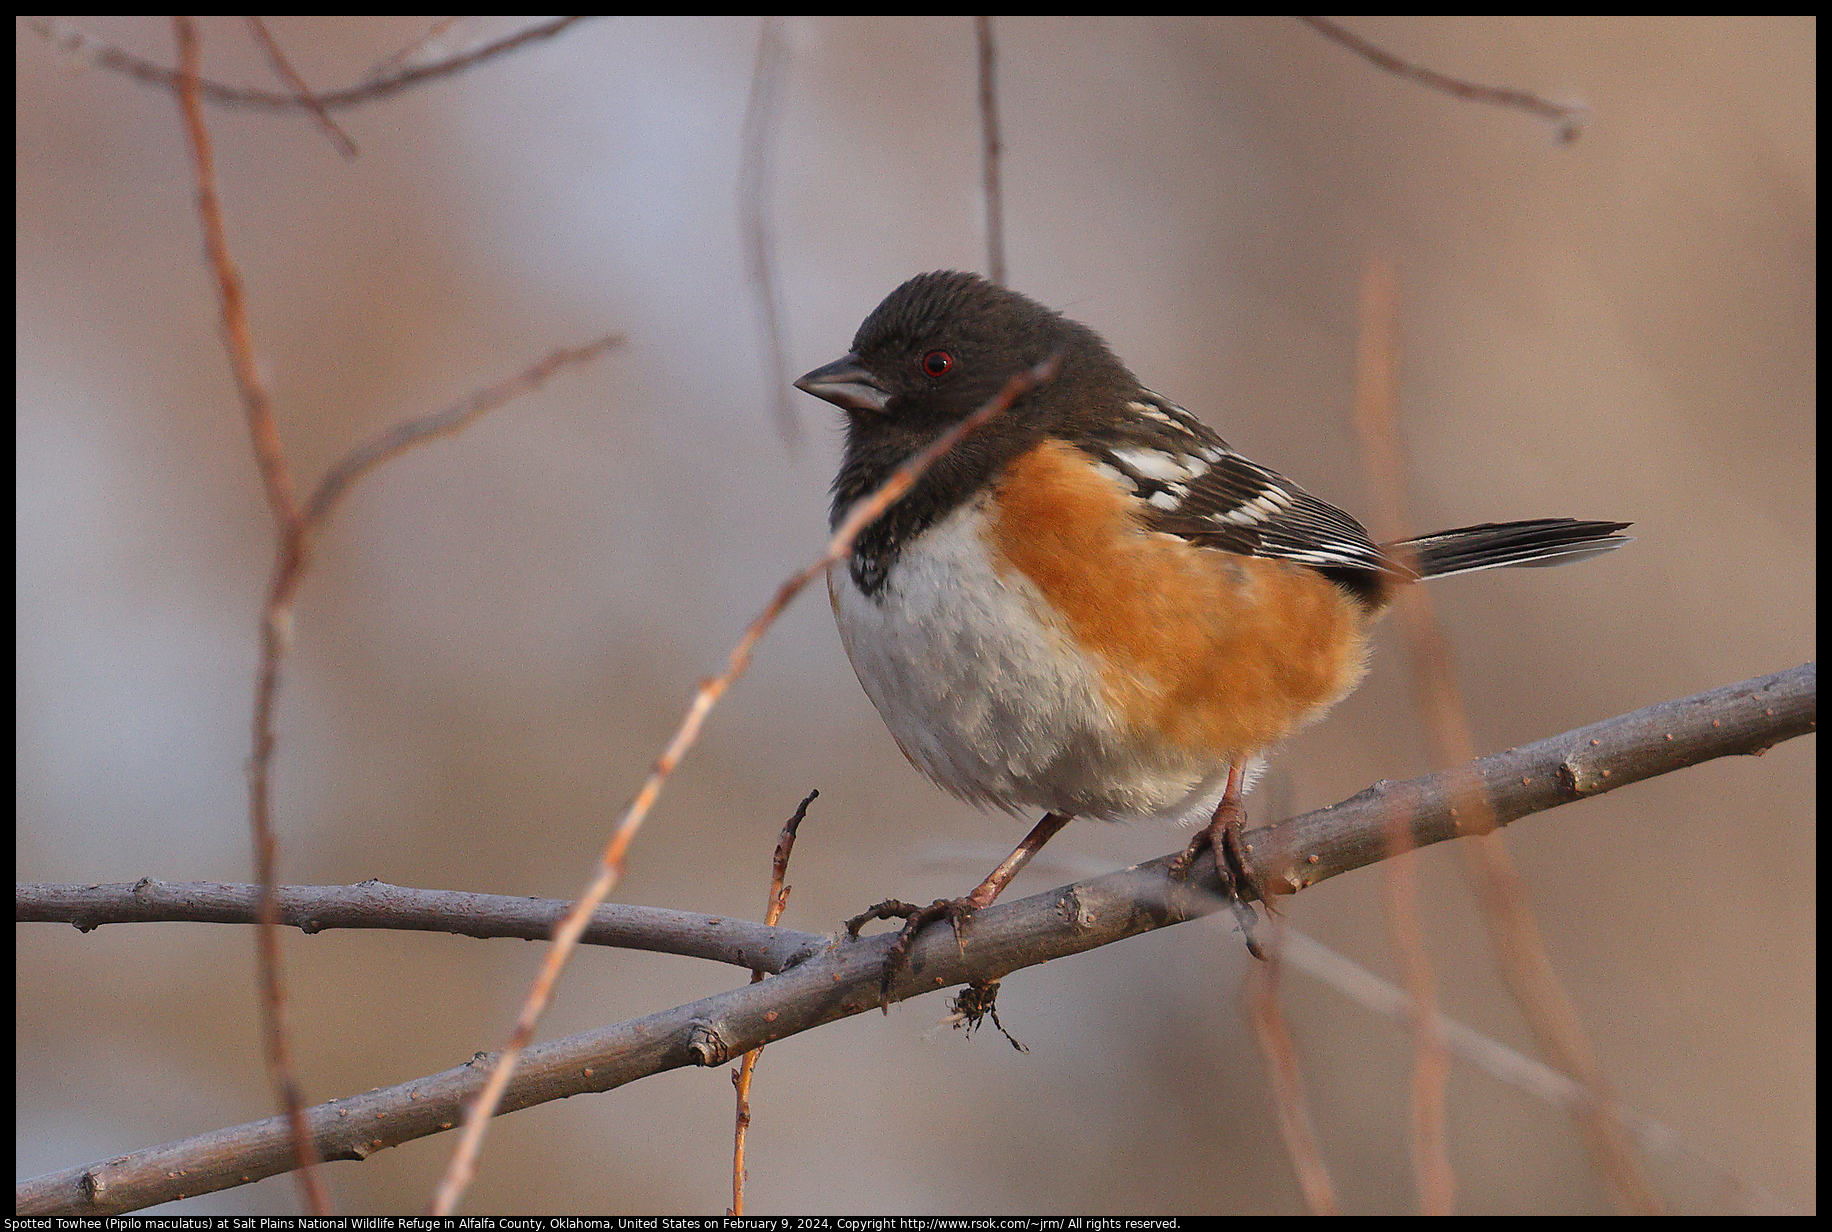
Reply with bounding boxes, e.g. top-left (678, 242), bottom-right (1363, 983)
top-left (793, 353), bottom-right (891, 413)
